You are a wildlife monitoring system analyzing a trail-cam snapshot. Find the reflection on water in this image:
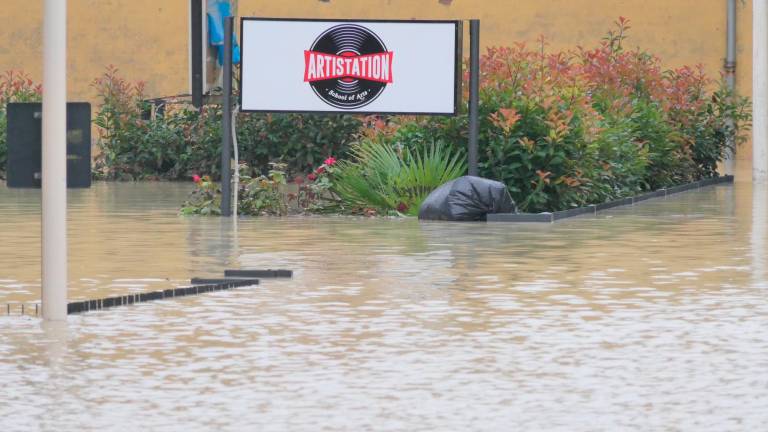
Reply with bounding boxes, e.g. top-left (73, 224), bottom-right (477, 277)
top-left (1, 178), bottom-right (767, 431)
